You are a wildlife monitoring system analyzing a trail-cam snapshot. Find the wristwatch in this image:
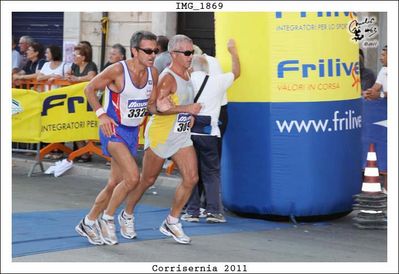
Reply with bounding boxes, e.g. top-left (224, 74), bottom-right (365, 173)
top-left (380, 91), bottom-right (385, 98)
